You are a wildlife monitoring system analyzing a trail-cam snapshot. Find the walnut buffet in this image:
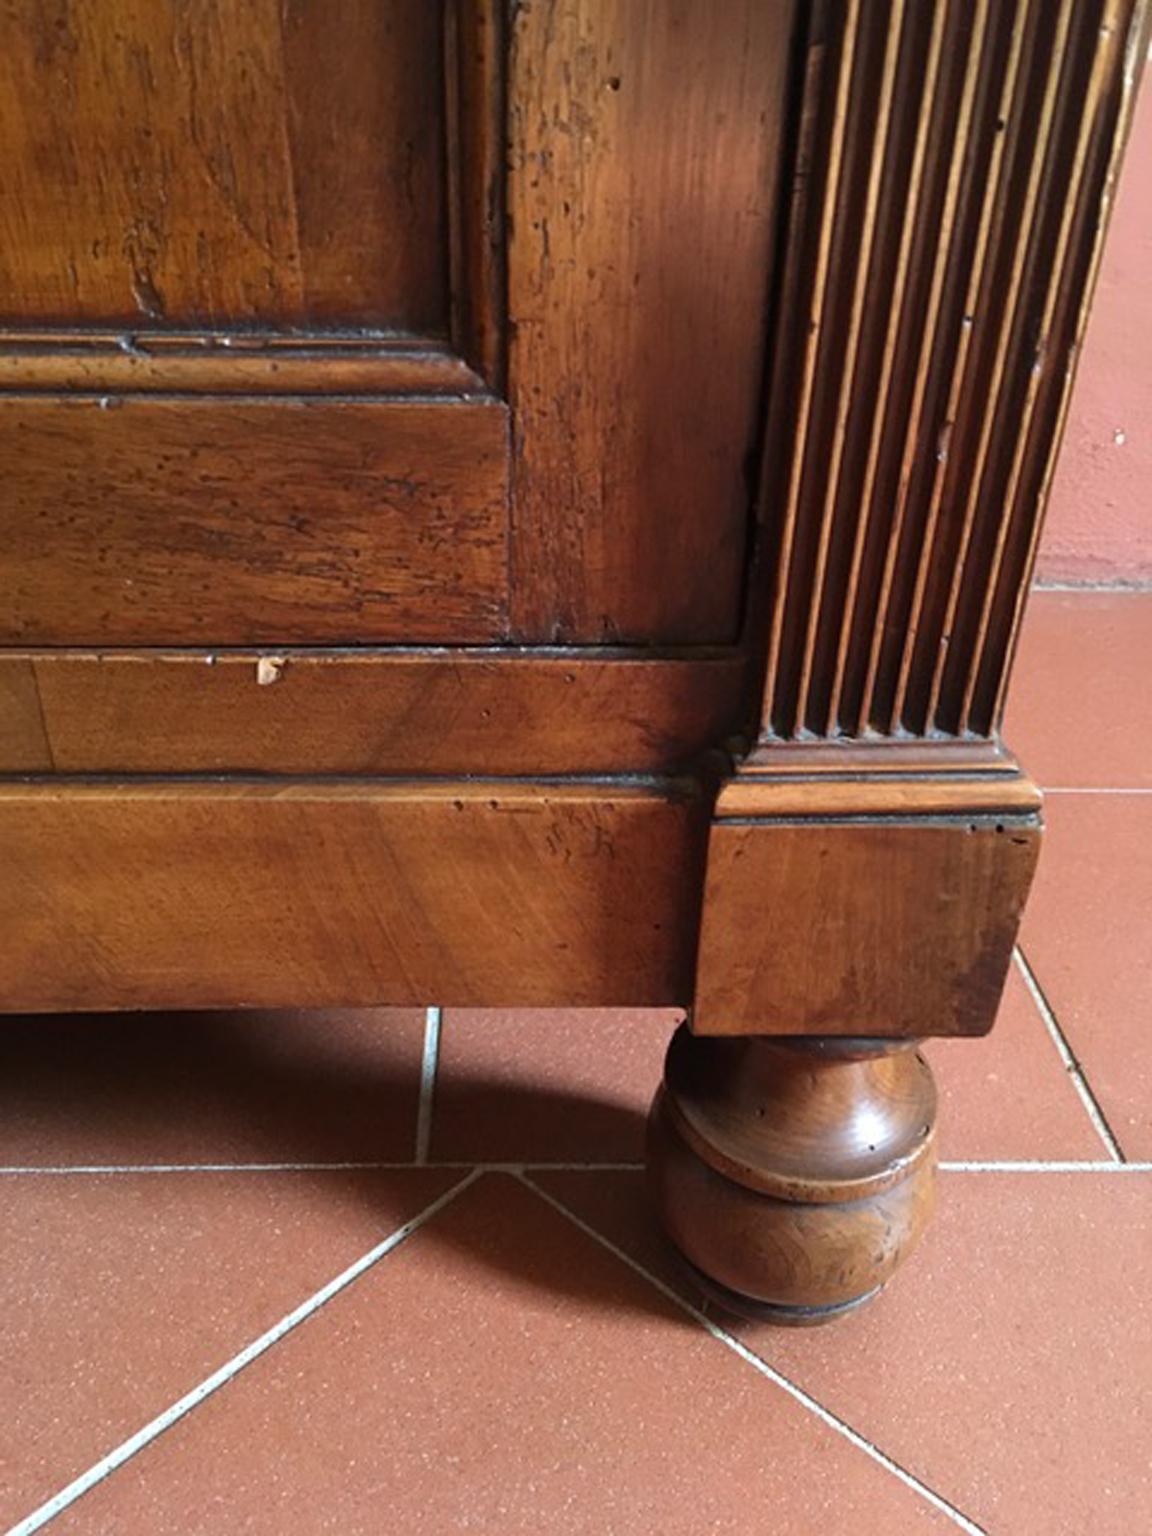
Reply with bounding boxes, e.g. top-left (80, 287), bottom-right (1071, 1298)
top-left (0, 0), bottom-right (1145, 1323)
